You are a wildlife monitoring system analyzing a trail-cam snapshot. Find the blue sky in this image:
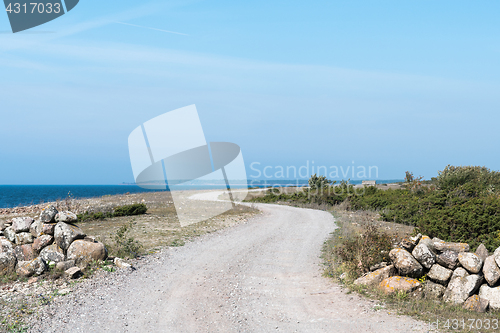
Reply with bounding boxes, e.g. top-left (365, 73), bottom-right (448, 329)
top-left (1, 0), bottom-right (500, 184)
